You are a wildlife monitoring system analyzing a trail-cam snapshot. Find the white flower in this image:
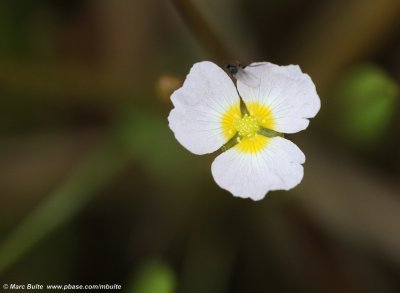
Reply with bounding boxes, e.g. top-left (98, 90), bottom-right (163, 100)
top-left (168, 61), bottom-right (320, 200)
